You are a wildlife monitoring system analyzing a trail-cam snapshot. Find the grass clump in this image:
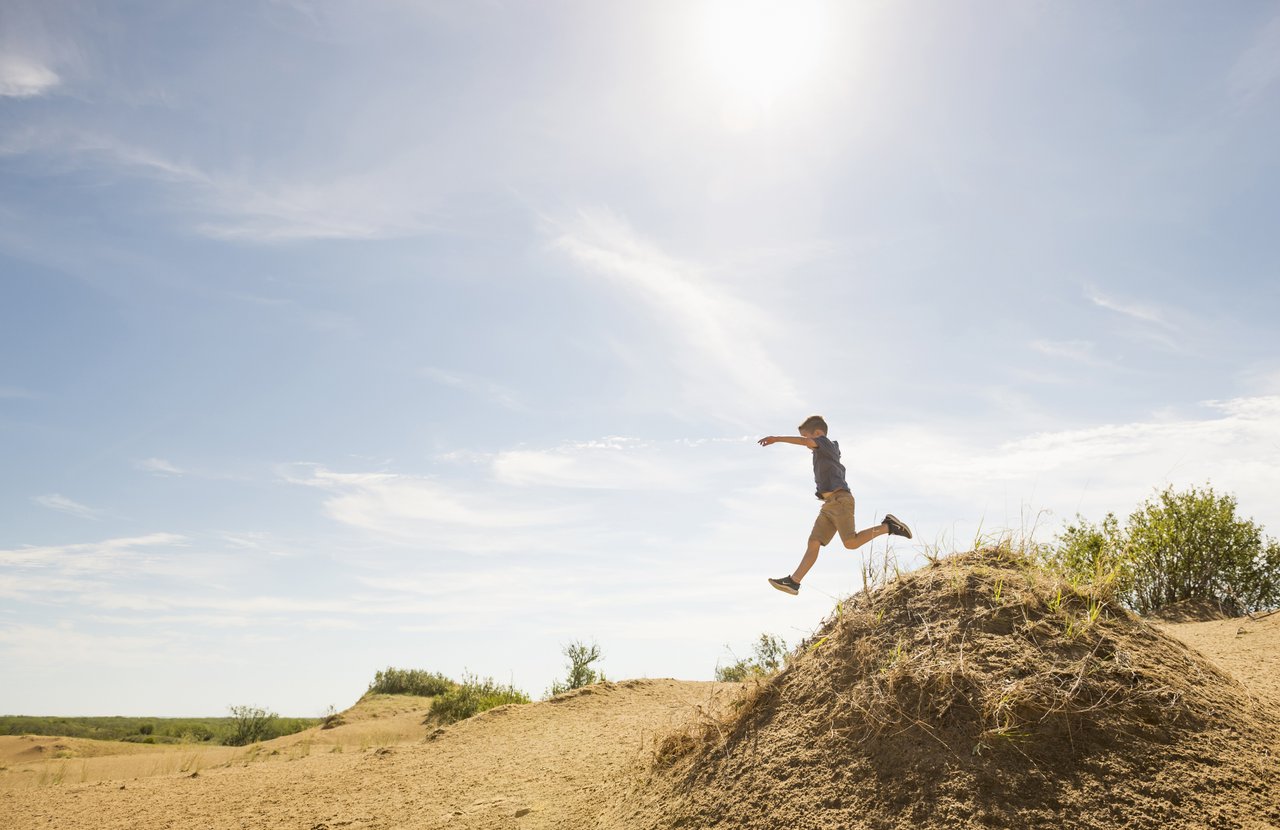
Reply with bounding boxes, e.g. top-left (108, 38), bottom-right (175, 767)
top-left (367, 667), bottom-right (457, 697)
top-left (426, 674), bottom-right (530, 725)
